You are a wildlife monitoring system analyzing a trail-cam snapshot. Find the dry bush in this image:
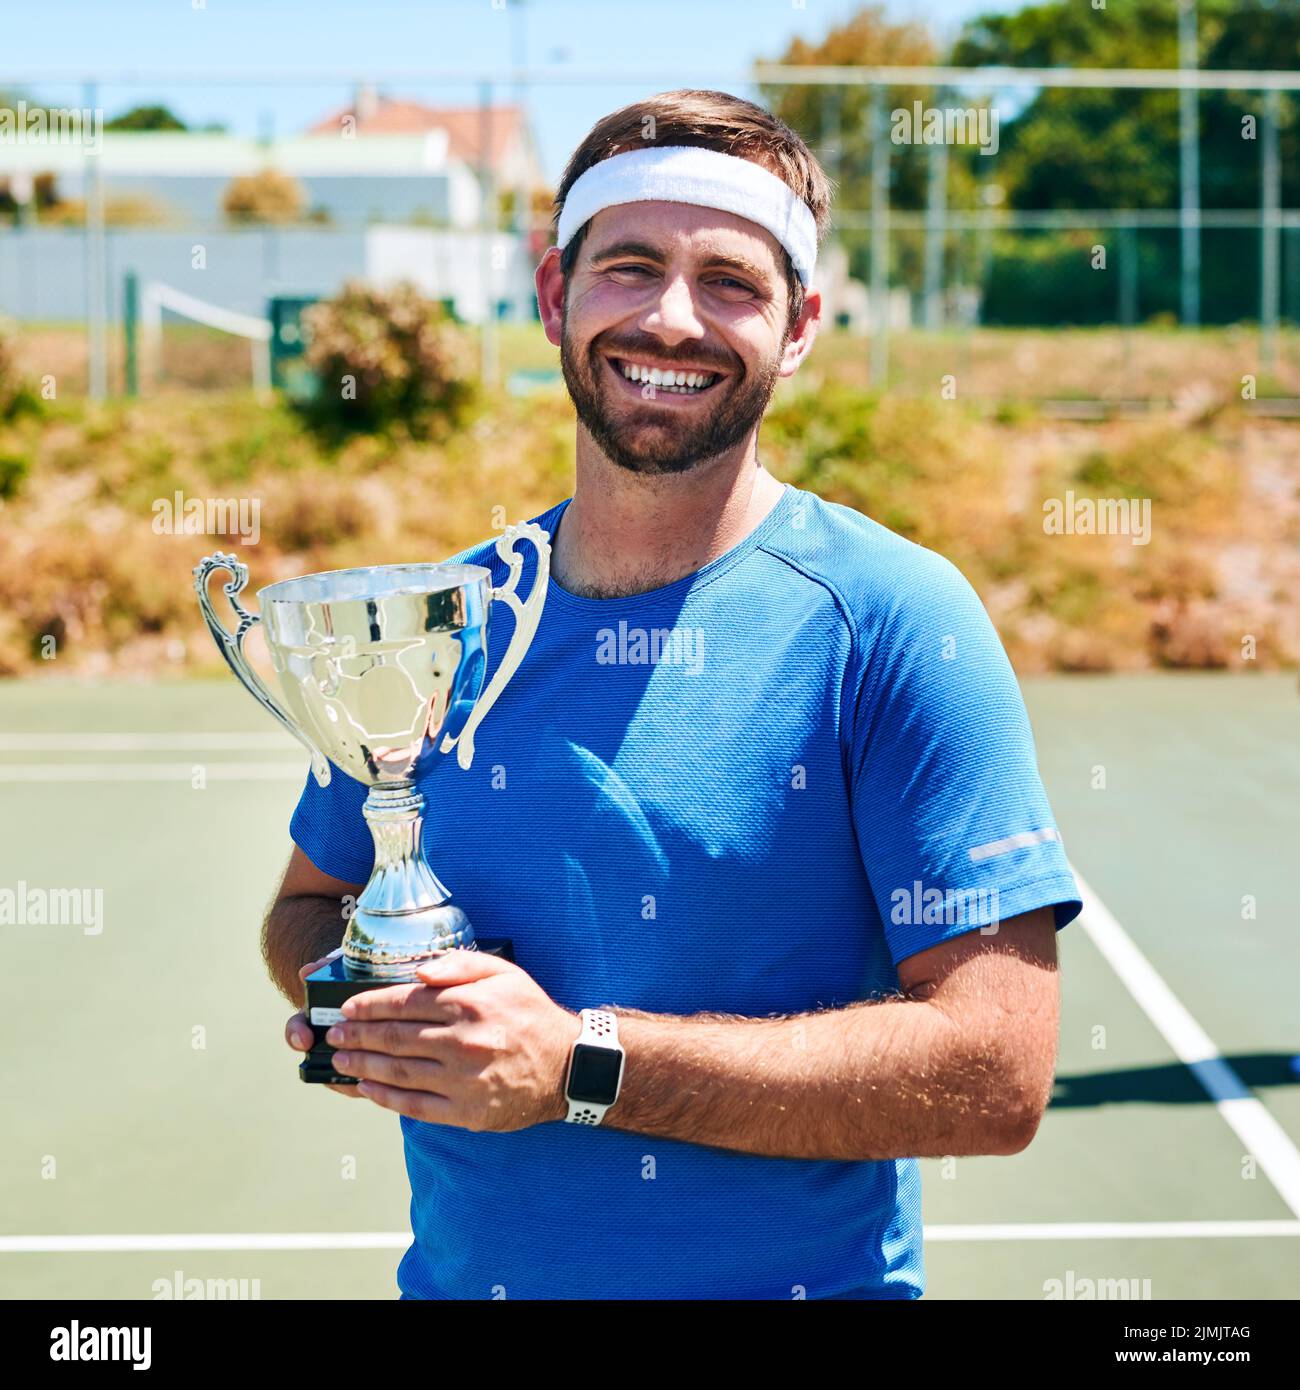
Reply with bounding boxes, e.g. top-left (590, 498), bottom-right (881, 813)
top-left (0, 321), bottom-right (42, 433)
top-left (301, 281), bottom-right (477, 438)
top-left (0, 519), bottom-right (191, 673)
top-left (221, 169), bottom-right (305, 224)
